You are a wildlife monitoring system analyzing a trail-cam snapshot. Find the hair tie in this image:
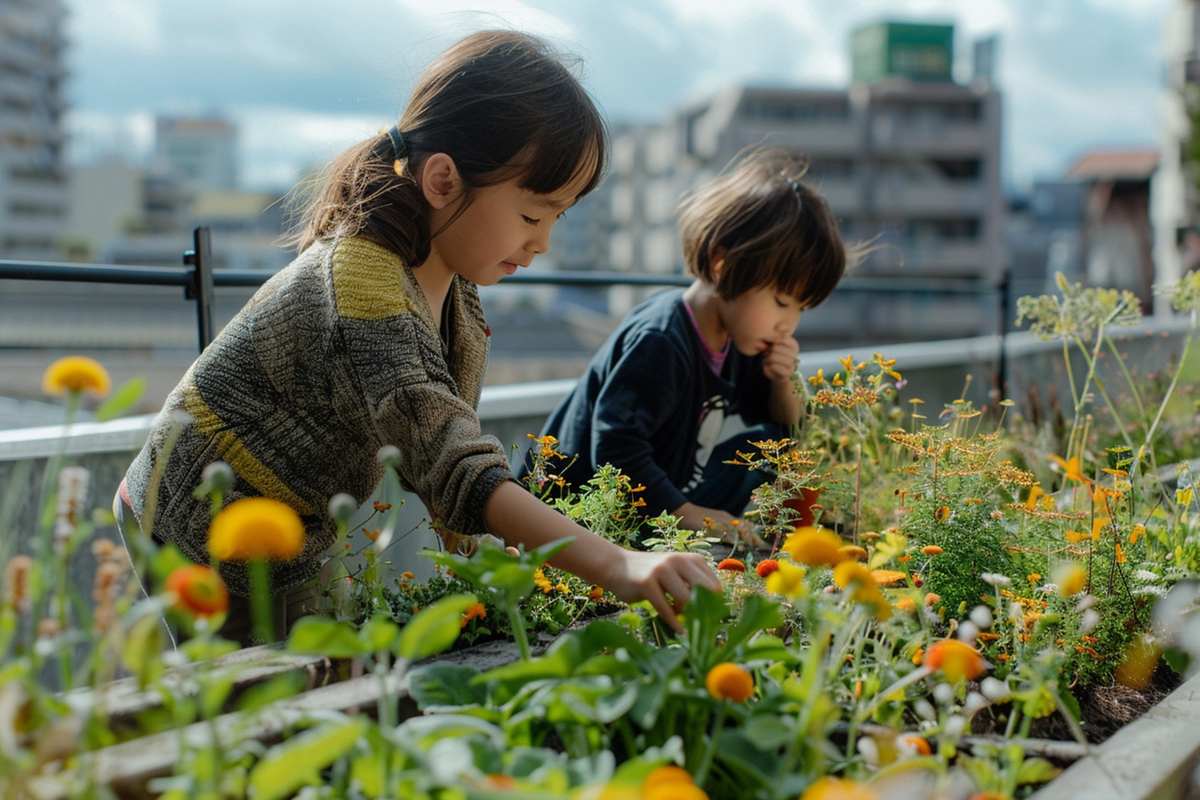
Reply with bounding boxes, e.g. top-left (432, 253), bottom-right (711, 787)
top-left (386, 125), bottom-right (408, 176)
